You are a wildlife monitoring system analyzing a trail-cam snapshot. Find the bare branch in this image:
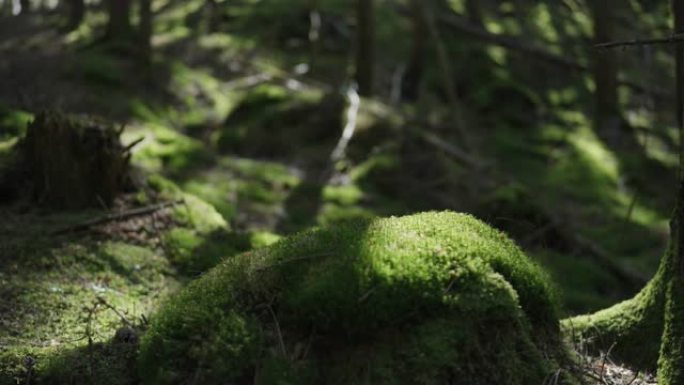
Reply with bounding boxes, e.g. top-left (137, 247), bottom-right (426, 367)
top-left (595, 33), bottom-right (684, 49)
